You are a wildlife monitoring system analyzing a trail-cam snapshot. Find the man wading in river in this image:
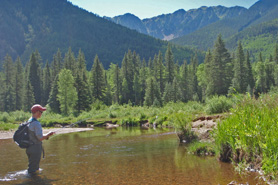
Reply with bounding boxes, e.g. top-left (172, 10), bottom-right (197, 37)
top-left (26, 104), bottom-right (54, 175)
